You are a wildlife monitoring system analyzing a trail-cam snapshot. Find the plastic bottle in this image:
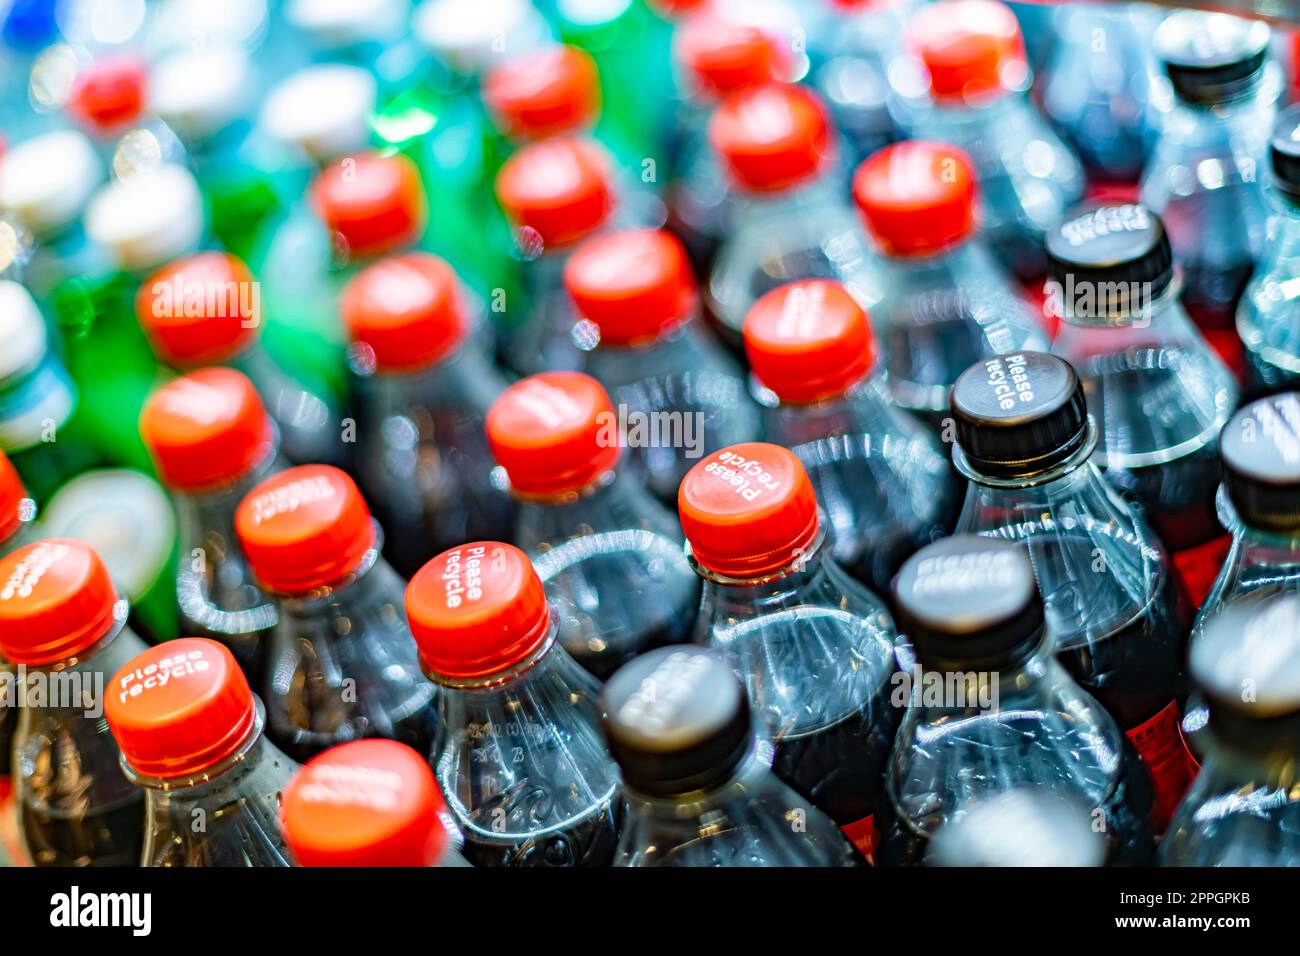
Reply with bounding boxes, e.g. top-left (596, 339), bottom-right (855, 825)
top-left (926, 790), bottom-right (1107, 867)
